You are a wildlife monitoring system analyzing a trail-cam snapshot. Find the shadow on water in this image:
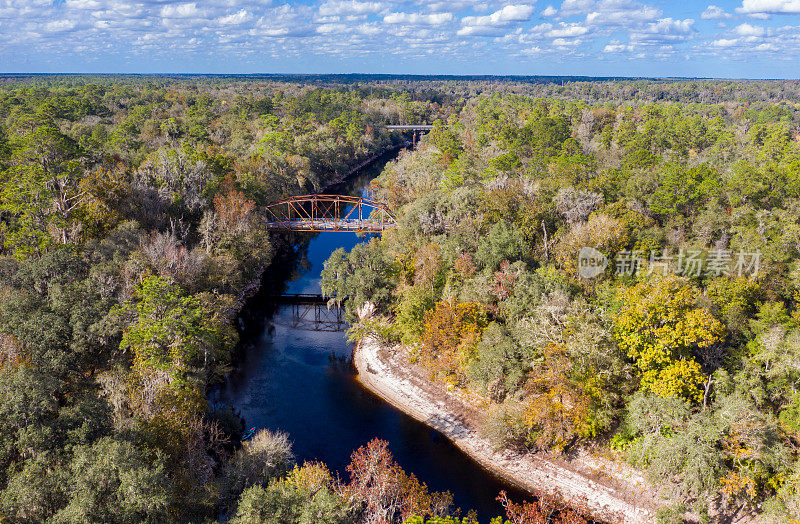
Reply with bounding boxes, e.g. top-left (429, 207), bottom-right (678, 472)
top-left (212, 150), bottom-right (530, 522)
